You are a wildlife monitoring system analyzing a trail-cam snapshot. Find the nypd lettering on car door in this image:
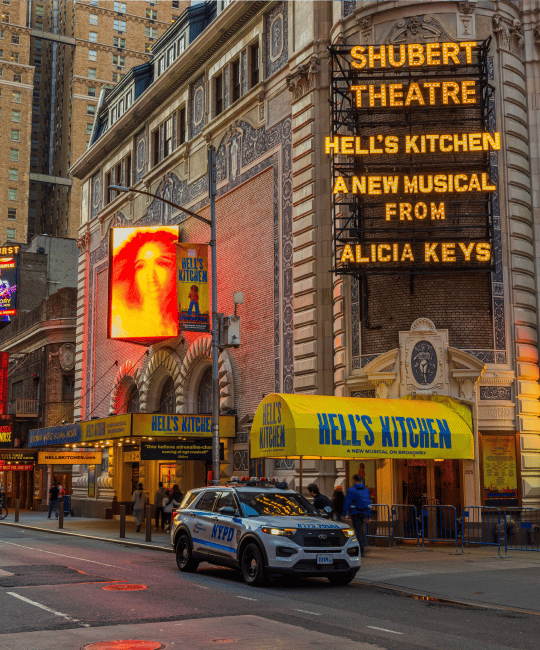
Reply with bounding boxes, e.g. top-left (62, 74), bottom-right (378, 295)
top-left (211, 523), bottom-right (235, 542)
